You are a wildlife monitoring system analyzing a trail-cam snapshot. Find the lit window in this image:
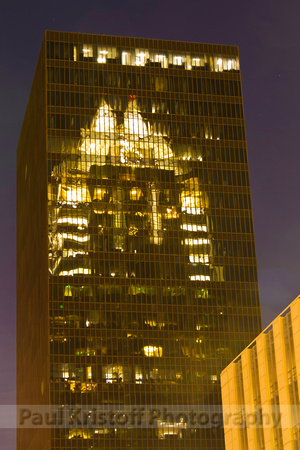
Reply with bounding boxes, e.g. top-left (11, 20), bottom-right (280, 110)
top-left (97, 47), bottom-right (108, 63)
top-left (181, 179), bottom-right (209, 213)
top-left (155, 54), bottom-right (168, 68)
top-left (190, 275), bottom-right (210, 281)
top-left (91, 100), bottom-right (116, 133)
top-left (130, 188), bottom-right (142, 201)
top-left (57, 217), bottom-right (89, 227)
top-left (94, 429), bottom-right (110, 435)
top-left (68, 429), bottom-right (97, 439)
top-left (135, 367), bottom-right (143, 384)
top-left (181, 195), bottom-right (204, 214)
top-left (103, 365), bottom-right (123, 383)
top-left (87, 366), bottom-right (92, 379)
top-left (93, 188), bottom-right (108, 201)
top-left (62, 369), bottom-right (69, 379)
top-left (192, 57), bottom-right (201, 66)
top-left (61, 233), bottom-right (89, 243)
top-left (156, 419), bottom-right (186, 439)
top-left (82, 44), bottom-right (93, 58)
top-left (123, 103), bottom-right (148, 138)
top-left (205, 125), bottom-right (213, 139)
top-left (63, 249), bottom-right (88, 258)
top-left (59, 268), bottom-right (92, 276)
top-left (73, 45), bottom-right (77, 61)
top-left (185, 238), bottom-right (210, 246)
top-left (181, 224), bottom-right (207, 232)
top-left (216, 58), bottom-right (223, 71)
top-left (64, 285), bottom-right (72, 297)
top-left (122, 51), bottom-right (130, 65)
top-left (135, 49), bottom-right (149, 66)
top-left (60, 183), bottom-right (91, 203)
top-left (172, 54), bottom-right (185, 66)
top-left (224, 58), bottom-right (239, 71)
top-left (143, 346), bottom-right (163, 357)
top-left (144, 319), bottom-right (159, 328)
top-left (189, 254), bottom-right (209, 263)
top-left (165, 206), bottom-right (178, 218)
